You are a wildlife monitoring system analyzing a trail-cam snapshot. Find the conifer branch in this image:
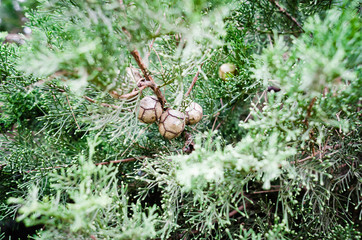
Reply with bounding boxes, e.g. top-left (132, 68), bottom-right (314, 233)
top-left (291, 144), bottom-right (342, 164)
top-left (66, 94), bottom-right (81, 130)
top-left (229, 204), bottom-right (247, 217)
top-left (185, 63), bottom-right (203, 98)
top-left (268, 0), bottom-right (304, 32)
top-left (109, 85), bottom-right (148, 100)
top-left (130, 49), bottom-right (167, 108)
top-left (82, 96), bottom-right (120, 109)
top-left (95, 156), bottom-right (146, 165)
top-left (24, 156), bottom-right (146, 173)
top-left (45, 83), bottom-right (121, 109)
top-left (121, 25), bottom-right (167, 107)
